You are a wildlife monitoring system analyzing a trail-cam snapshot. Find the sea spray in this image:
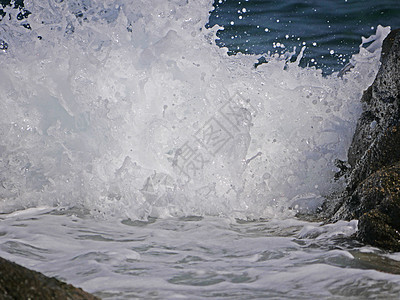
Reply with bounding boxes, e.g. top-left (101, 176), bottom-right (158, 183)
top-left (0, 0), bottom-right (389, 220)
